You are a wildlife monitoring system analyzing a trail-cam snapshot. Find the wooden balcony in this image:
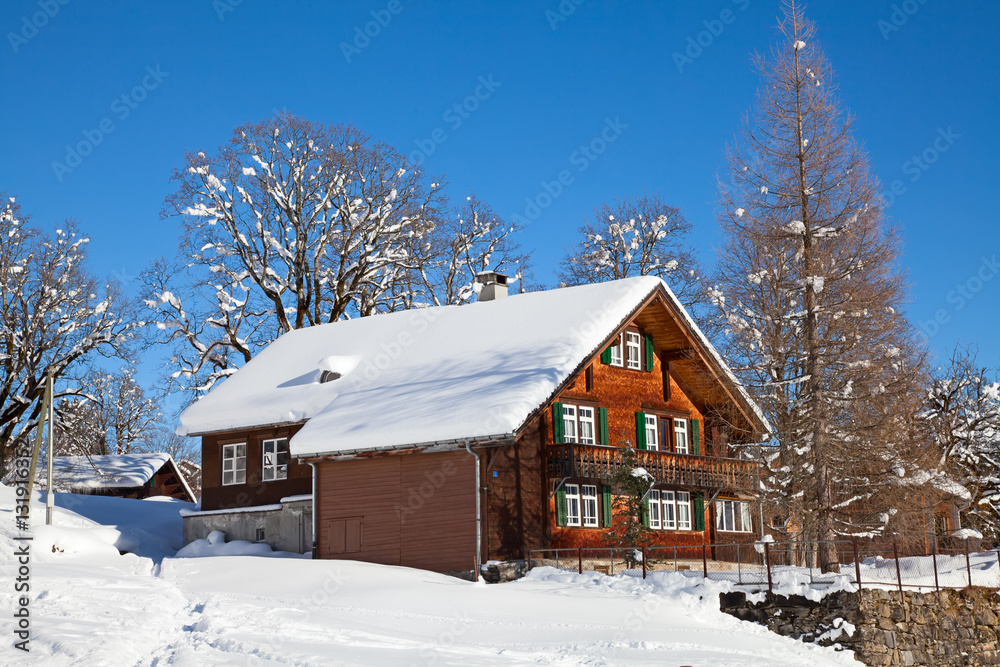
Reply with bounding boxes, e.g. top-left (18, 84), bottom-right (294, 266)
top-left (547, 443), bottom-right (760, 494)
